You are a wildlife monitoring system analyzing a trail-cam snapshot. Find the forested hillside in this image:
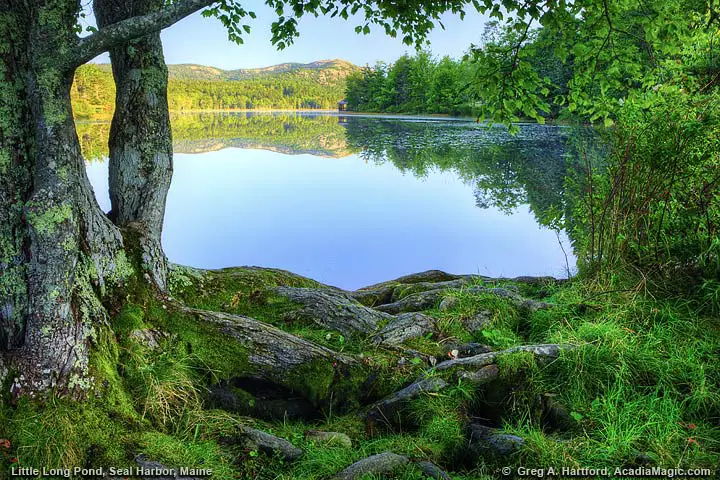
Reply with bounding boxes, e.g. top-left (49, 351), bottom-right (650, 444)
top-left (71, 59), bottom-right (357, 118)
